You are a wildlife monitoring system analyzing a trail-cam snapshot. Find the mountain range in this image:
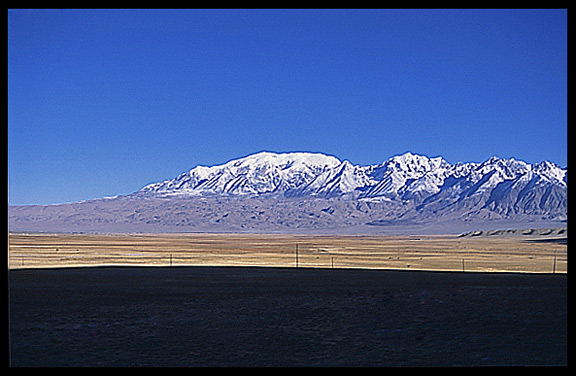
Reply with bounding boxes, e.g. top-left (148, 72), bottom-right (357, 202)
top-left (9, 151), bottom-right (567, 234)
